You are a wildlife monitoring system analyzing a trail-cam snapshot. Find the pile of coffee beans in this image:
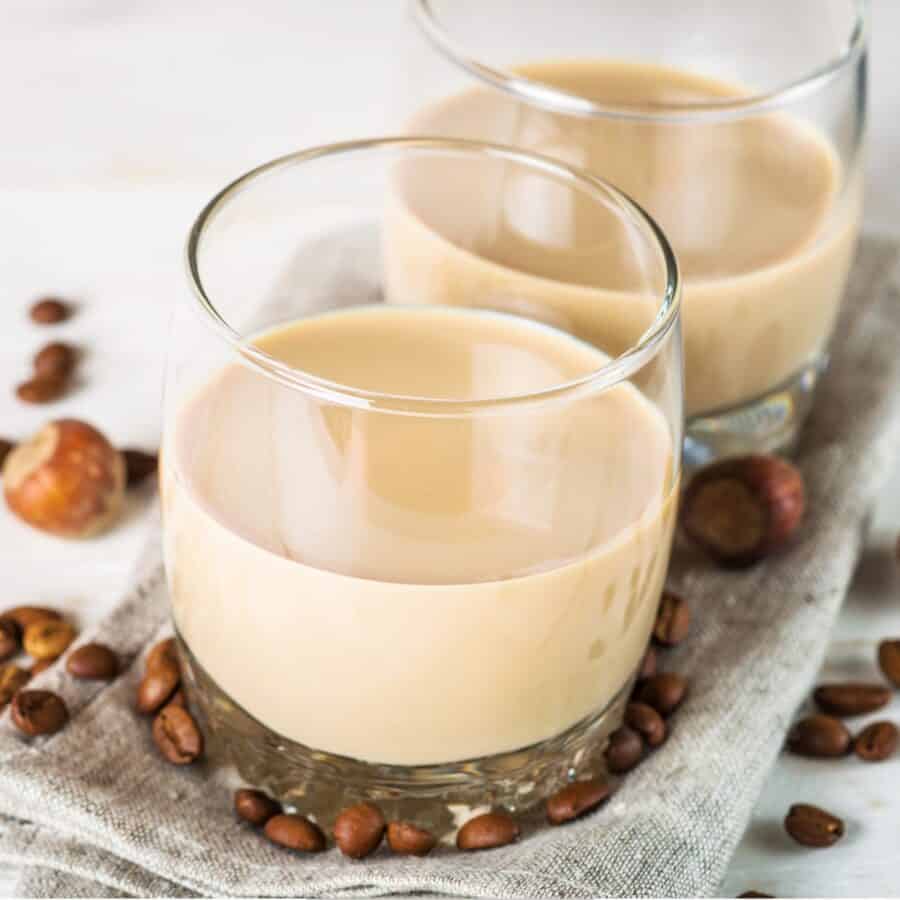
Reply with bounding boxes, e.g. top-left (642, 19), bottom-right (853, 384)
top-left (604, 590), bottom-right (690, 776)
top-left (234, 788), bottom-right (442, 859)
top-left (17, 298), bottom-right (78, 405)
top-left (0, 605), bottom-right (120, 737)
top-left (136, 638), bottom-right (202, 765)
